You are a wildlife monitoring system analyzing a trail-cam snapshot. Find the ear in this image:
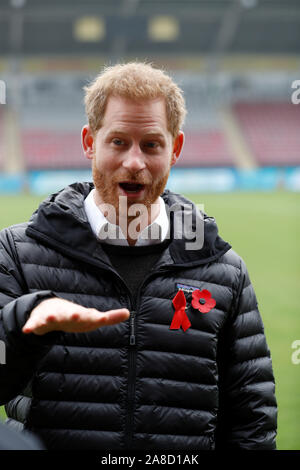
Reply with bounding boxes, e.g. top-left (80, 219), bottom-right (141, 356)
top-left (81, 125), bottom-right (95, 160)
top-left (171, 131), bottom-right (184, 166)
